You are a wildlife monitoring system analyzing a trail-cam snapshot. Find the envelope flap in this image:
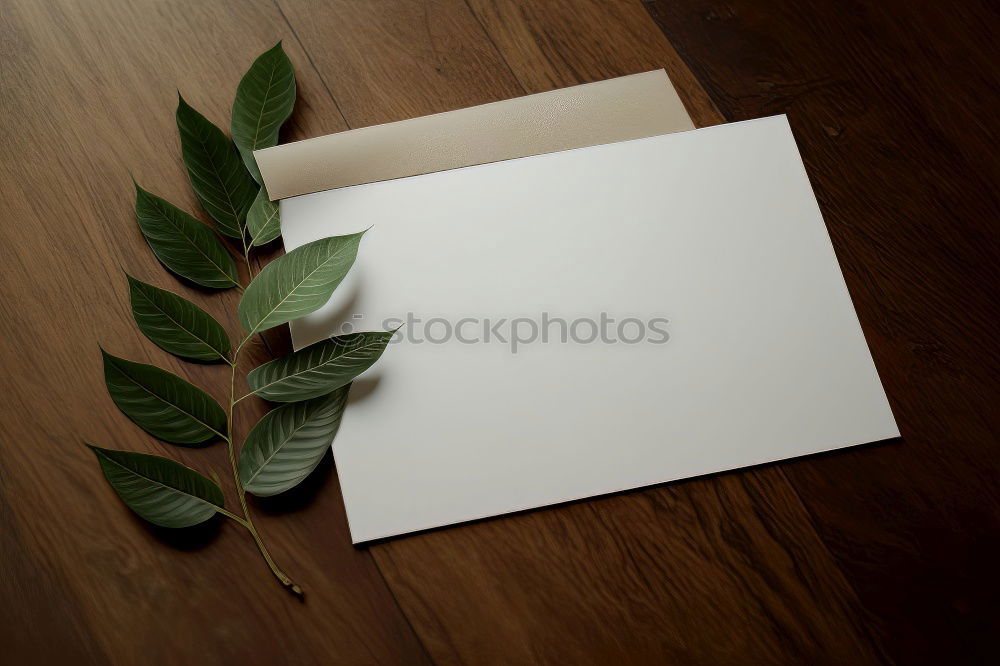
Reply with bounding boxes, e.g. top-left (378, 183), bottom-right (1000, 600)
top-left (254, 70), bottom-right (694, 200)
